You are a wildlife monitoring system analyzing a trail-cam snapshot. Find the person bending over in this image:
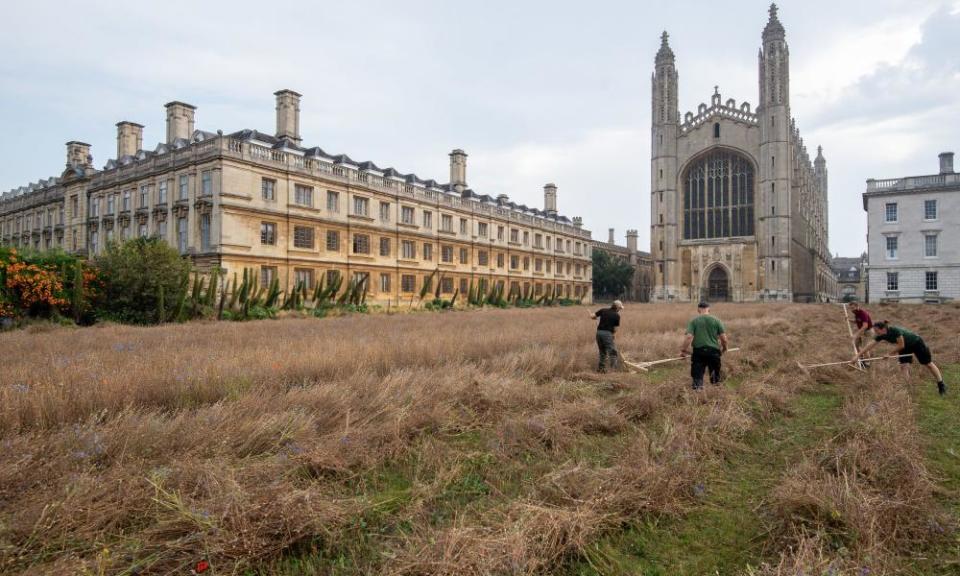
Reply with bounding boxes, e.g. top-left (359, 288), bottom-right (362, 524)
top-left (855, 321), bottom-right (946, 396)
top-left (591, 300), bottom-right (623, 373)
top-left (848, 301), bottom-right (873, 352)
